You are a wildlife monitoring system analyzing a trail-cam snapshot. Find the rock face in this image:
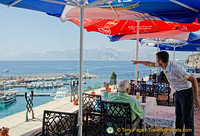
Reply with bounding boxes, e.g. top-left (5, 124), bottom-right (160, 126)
top-left (184, 53), bottom-right (200, 68)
